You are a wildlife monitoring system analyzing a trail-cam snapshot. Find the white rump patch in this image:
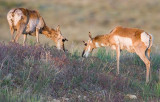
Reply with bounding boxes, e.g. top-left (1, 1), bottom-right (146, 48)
top-left (95, 42), bottom-right (100, 47)
top-left (141, 32), bottom-right (150, 47)
top-left (14, 9), bottom-right (24, 25)
top-left (114, 36), bottom-right (133, 50)
top-left (7, 10), bottom-right (14, 26)
top-left (7, 9), bottom-right (17, 26)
